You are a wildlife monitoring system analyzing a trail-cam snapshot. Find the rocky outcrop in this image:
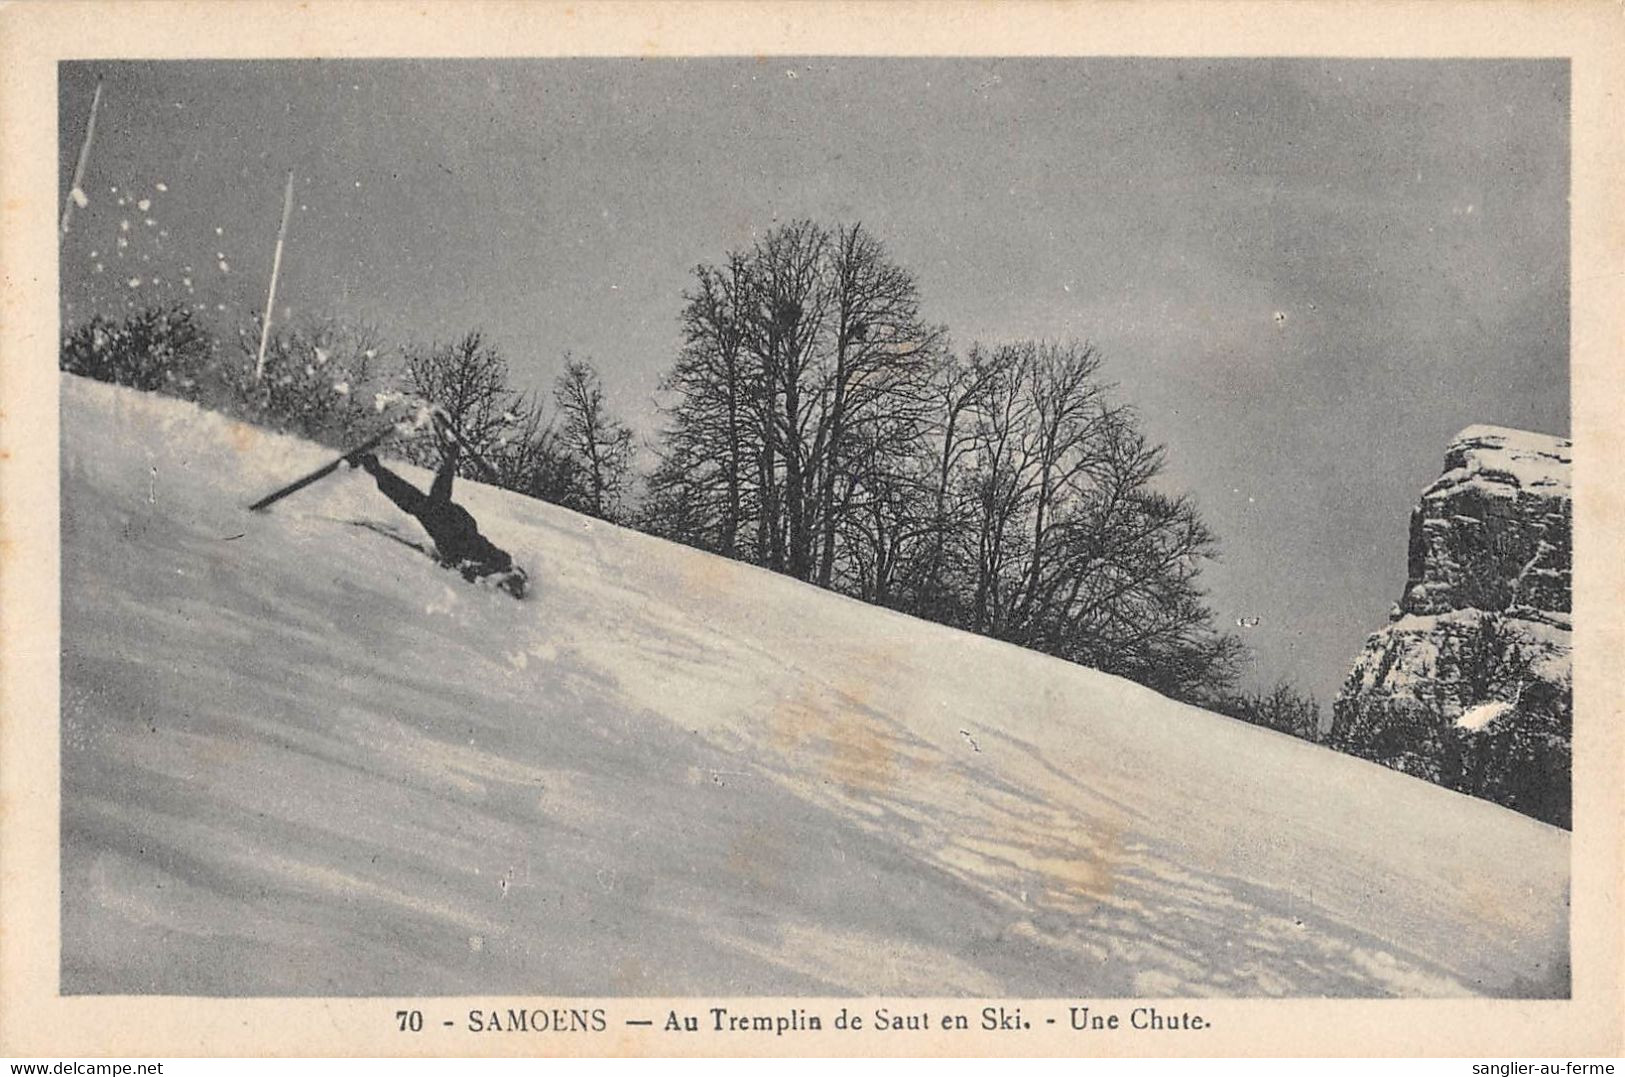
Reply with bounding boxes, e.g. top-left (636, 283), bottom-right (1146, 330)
top-left (1330, 426), bottom-right (1572, 828)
